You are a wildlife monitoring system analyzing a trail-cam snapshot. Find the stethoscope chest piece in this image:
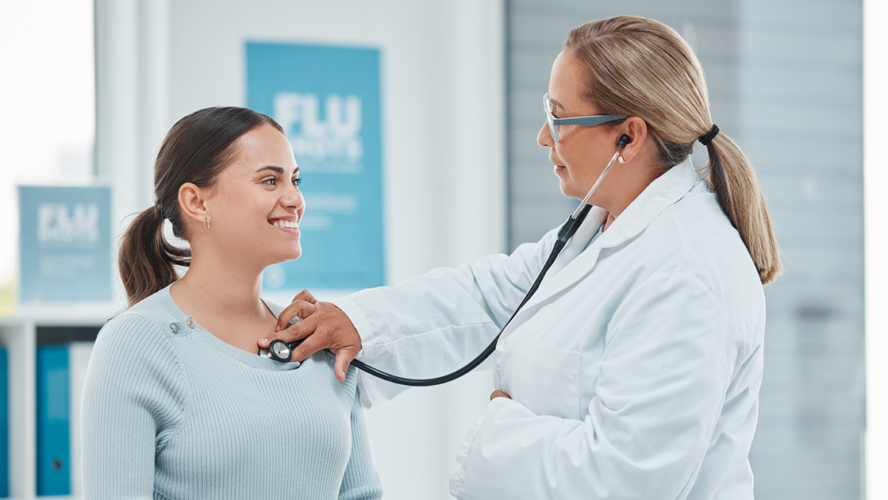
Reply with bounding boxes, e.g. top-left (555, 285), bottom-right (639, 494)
top-left (267, 339), bottom-right (292, 362)
top-left (258, 316), bottom-right (304, 364)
